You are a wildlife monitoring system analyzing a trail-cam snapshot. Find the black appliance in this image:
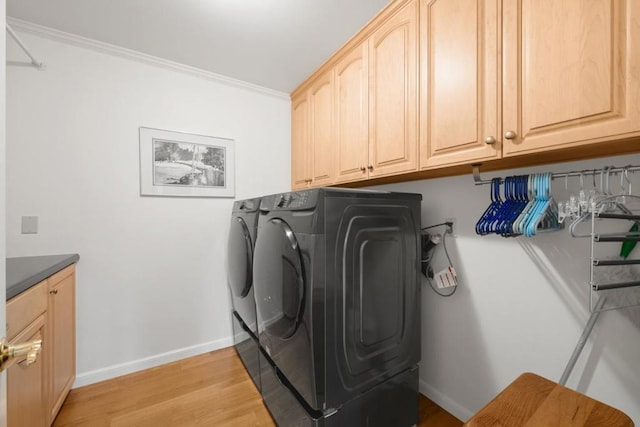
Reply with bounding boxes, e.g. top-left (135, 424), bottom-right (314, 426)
top-left (253, 188), bottom-right (422, 426)
top-left (227, 197), bottom-right (262, 391)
